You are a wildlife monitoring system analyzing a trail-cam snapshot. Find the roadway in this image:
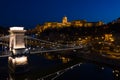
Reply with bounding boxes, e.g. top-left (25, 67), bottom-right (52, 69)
top-left (30, 46), bottom-right (83, 54)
